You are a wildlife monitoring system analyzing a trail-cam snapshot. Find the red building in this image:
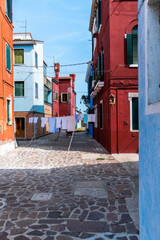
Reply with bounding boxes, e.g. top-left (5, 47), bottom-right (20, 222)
top-left (88, 0), bottom-right (138, 153)
top-left (0, 0), bottom-right (15, 154)
top-left (52, 63), bottom-right (76, 117)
